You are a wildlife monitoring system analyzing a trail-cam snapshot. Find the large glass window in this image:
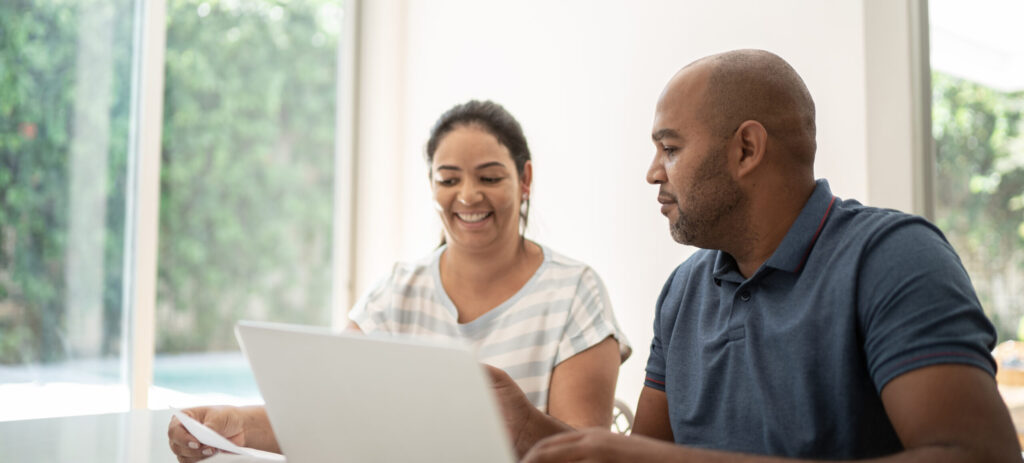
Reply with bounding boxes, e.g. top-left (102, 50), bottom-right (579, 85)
top-left (151, 0), bottom-right (341, 408)
top-left (929, 0), bottom-right (1024, 436)
top-left (0, 0), bottom-right (345, 419)
top-left (0, 0), bottom-right (138, 420)
top-left (929, 0), bottom-right (1024, 343)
